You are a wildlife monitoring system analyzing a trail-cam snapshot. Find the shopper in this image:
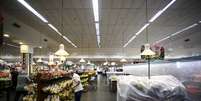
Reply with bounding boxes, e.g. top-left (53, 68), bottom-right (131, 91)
top-left (15, 72), bottom-right (31, 101)
top-left (11, 67), bottom-right (18, 89)
top-left (70, 70), bottom-right (83, 101)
